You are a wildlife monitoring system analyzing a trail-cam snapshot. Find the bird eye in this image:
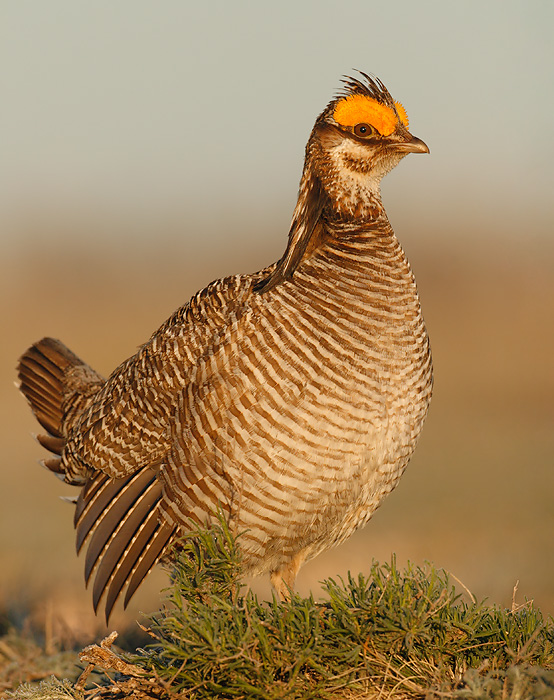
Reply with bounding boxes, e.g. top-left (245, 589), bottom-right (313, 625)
top-left (353, 123), bottom-right (373, 138)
